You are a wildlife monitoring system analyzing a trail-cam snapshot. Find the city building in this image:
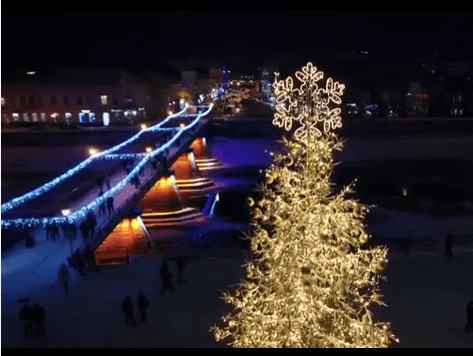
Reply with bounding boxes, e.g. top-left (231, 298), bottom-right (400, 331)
top-left (406, 82), bottom-right (429, 117)
top-left (1, 68), bottom-right (162, 126)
